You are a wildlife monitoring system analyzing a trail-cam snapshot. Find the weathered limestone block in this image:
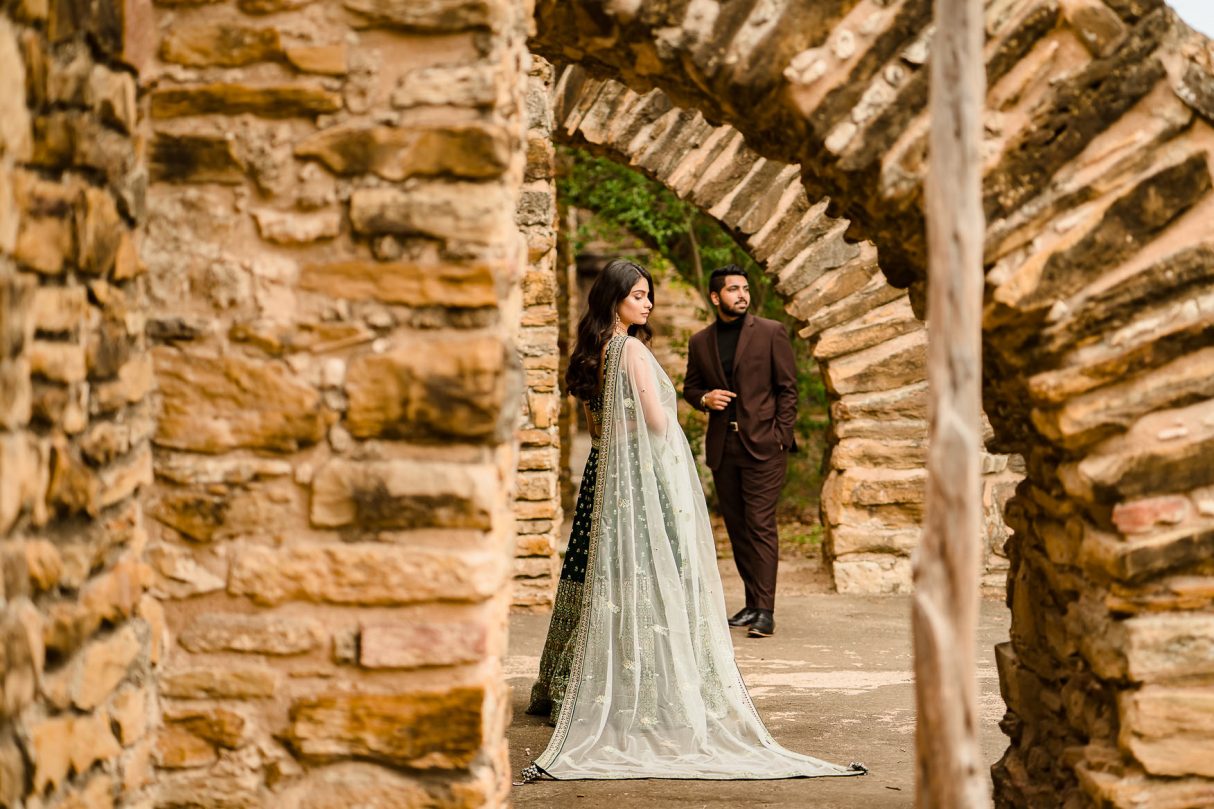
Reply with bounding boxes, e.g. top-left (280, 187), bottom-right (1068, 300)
top-left (1112, 494), bottom-right (1193, 535)
top-left (832, 437), bottom-right (925, 470)
top-left (392, 64), bottom-right (498, 108)
top-left (833, 554), bottom-right (913, 595)
top-left (42, 554), bottom-right (146, 657)
top-left (252, 208), bottom-right (341, 245)
top-left (813, 295), bottom-right (919, 360)
top-left (311, 458), bottom-right (496, 530)
top-left (165, 706), bottom-right (250, 749)
top-left (791, 269), bottom-right (908, 337)
top-left (150, 133), bottom-right (245, 184)
top-left (285, 687), bottom-right (485, 767)
top-left (159, 23), bottom-right (281, 67)
top-left (785, 241), bottom-right (877, 318)
top-left (28, 340), bottom-right (86, 383)
top-left (155, 725), bottom-right (218, 769)
top-left (1120, 686), bottom-right (1214, 777)
top-left (77, 185), bottom-right (124, 276)
top-left (1077, 763), bottom-right (1214, 809)
top-left (283, 43), bottom-right (348, 75)
top-left (146, 543), bottom-right (226, 599)
top-left (0, 21), bottom-right (32, 158)
top-left (348, 183), bottom-right (516, 243)
top-left (0, 599), bottom-right (43, 717)
top-left (830, 525), bottom-right (921, 556)
top-left (30, 285), bottom-right (89, 334)
top-left (1061, 0), bottom-right (1128, 56)
top-left (146, 488), bottom-right (229, 542)
top-left (24, 710), bottom-right (123, 794)
top-left (296, 123), bottom-right (510, 180)
top-left (1033, 346), bottom-right (1214, 449)
top-left (514, 470), bottom-right (556, 501)
top-left (154, 348), bottom-right (326, 453)
top-left (822, 328), bottom-right (926, 395)
top-left (833, 417), bottom-right (928, 441)
top-left (1027, 274), bottom-right (1214, 406)
top-left (178, 612), bottom-right (324, 655)
top-left (517, 446), bottom-right (558, 471)
top-left (298, 258), bottom-right (499, 307)
top-left (160, 665), bottom-right (280, 700)
top-left (0, 357), bottom-right (31, 431)
top-left (1123, 612), bottom-right (1214, 682)
top-left (0, 433), bottom-right (46, 533)
top-left (109, 684), bottom-right (150, 746)
top-left (359, 622), bottom-right (488, 669)
top-left (150, 83), bottom-right (343, 118)
top-left (280, 762), bottom-right (495, 809)
top-left (823, 467), bottom-right (926, 510)
top-left (228, 542), bottom-right (505, 605)
top-left (70, 622), bottom-right (141, 710)
top-left (1060, 398), bottom-right (1214, 503)
top-left (345, 335), bottom-right (513, 443)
